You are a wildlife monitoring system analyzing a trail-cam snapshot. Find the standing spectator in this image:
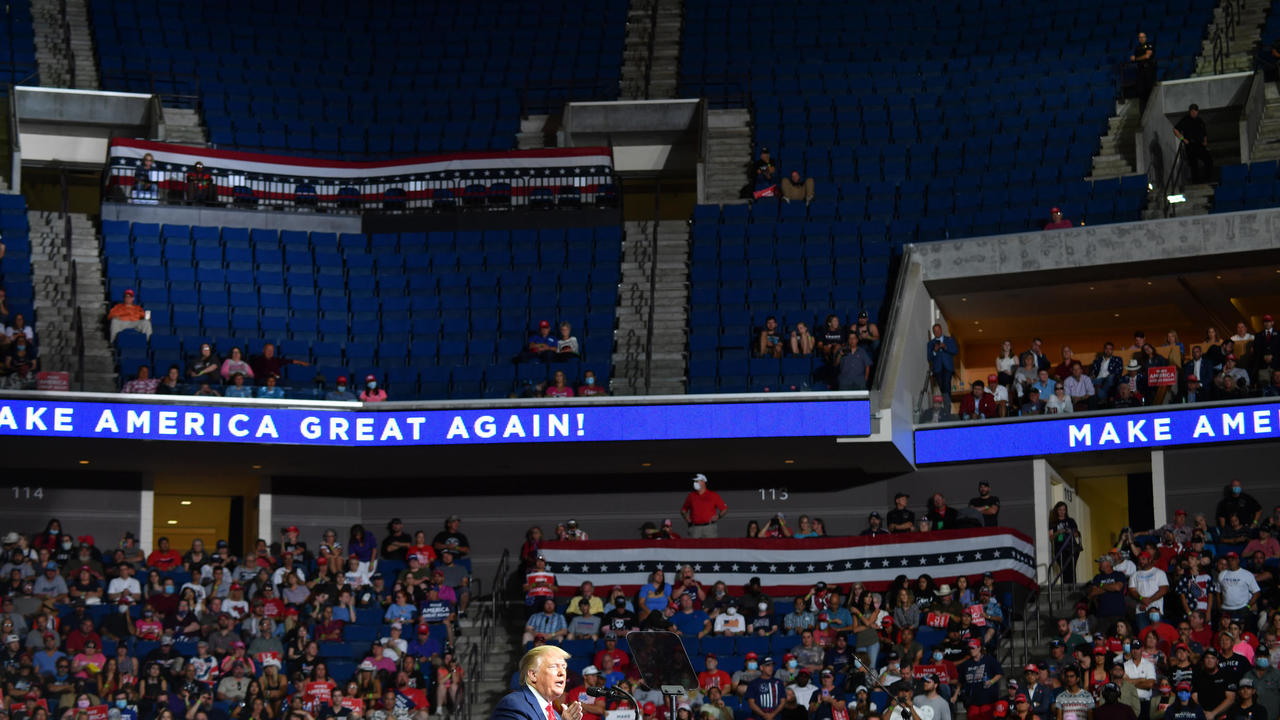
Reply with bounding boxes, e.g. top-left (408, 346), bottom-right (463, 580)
top-left (577, 370), bottom-right (607, 396)
top-left (1130, 551), bottom-right (1170, 631)
top-left (220, 348), bottom-right (254, 382)
top-left (888, 493), bottom-right (916, 533)
top-left (681, 474), bottom-right (727, 539)
top-left (927, 324), bottom-right (958, 411)
top-left (746, 657), bottom-right (785, 720)
top-left (1196, 652), bottom-right (1237, 720)
top-left (380, 519), bottom-right (410, 564)
top-left (248, 343), bottom-right (309, 385)
top-left (959, 641), bottom-right (1004, 720)
top-left (1051, 502), bottom-right (1082, 581)
top-left (835, 334), bottom-right (873, 390)
top-left (1174, 104), bottom-right (1213, 183)
top-left (1044, 207), bottom-right (1074, 230)
top-left (107, 289), bottom-right (152, 342)
top-left (1253, 314), bottom-right (1279, 381)
top-left (780, 171), bottom-right (814, 205)
top-left (523, 321), bottom-right (558, 362)
top-left (122, 366), bottom-right (159, 394)
top-left (1131, 33), bottom-right (1157, 110)
top-left (359, 375), bottom-right (387, 402)
top-left (969, 481), bottom-right (1001, 527)
top-left (1219, 552), bottom-right (1261, 629)
top-left (1218, 482), bottom-right (1263, 528)
top-left (1053, 665), bottom-right (1095, 720)
top-left (1089, 555), bottom-right (1130, 630)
